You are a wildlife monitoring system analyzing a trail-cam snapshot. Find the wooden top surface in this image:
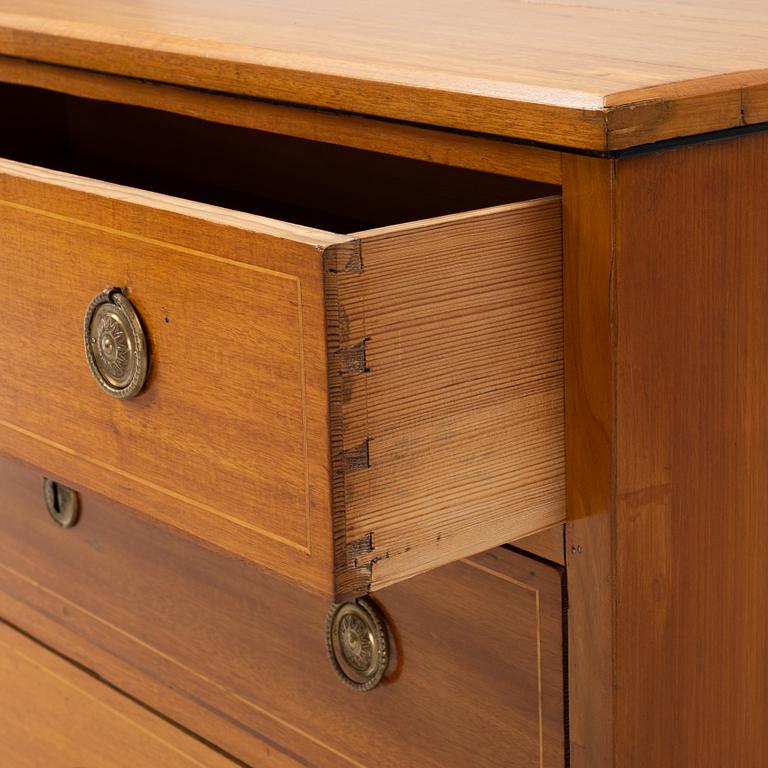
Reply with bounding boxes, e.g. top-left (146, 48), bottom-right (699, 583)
top-left (0, 0), bottom-right (767, 150)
